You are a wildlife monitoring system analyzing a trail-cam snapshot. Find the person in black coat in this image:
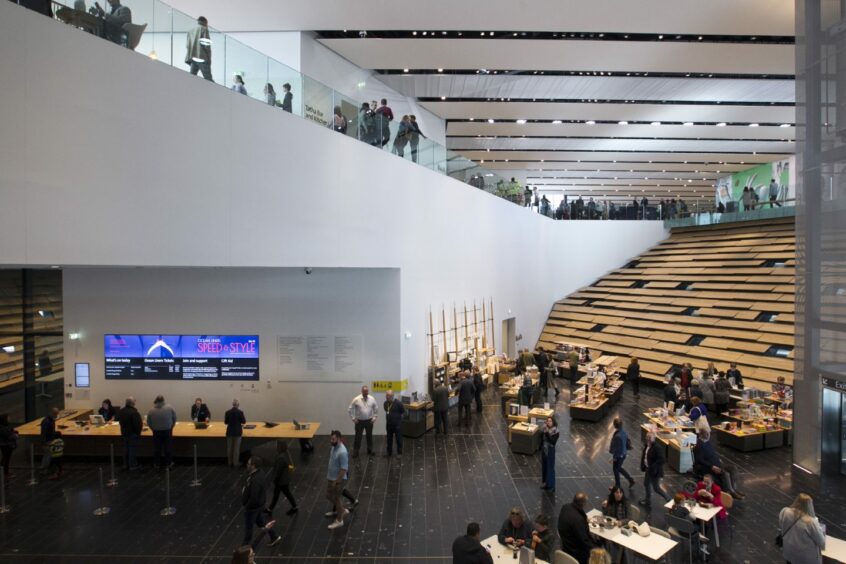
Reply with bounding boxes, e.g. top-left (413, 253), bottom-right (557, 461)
top-left (472, 368), bottom-right (484, 413)
top-left (432, 379), bottom-right (450, 435)
top-left (457, 372), bottom-right (475, 427)
top-left (116, 397), bottom-right (142, 470)
top-left (497, 507), bottom-right (533, 547)
top-left (224, 399), bottom-right (246, 467)
top-left (626, 358), bottom-right (641, 397)
top-left (98, 399), bottom-right (117, 422)
top-left (383, 390), bottom-right (405, 456)
top-left (663, 376), bottom-right (678, 405)
top-left (190, 398), bottom-right (211, 422)
top-left (268, 441), bottom-right (298, 515)
top-left (726, 362), bottom-right (744, 389)
top-left (452, 521), bottom-right (493, 564)
top-left (638, 432), bottom-right (670, 509)
top-left (241, 457), bottom-right (280, 549)
top-left (558, 493), bottom-right (595, 564)
top-left (0, 414), bottom-right (19, 477)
